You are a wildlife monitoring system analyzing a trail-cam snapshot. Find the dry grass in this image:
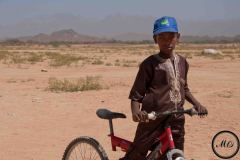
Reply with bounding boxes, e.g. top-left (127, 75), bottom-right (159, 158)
top-left (45, 52), bottom-right (87, 66)
top-left (7, 79), bottom-right (17, 83)
top-left (0, 50), bottom-right (88, 66)
top-left (27, 53), bottom-right (45, 64)
top-left (217, 90), bottom-right (233, 98)
top-left (200, 53), bottom-right (224, 59)
top-left (122, 59), bottom-right (137, 67)
top-left (0, 50), bottom-right (9, 60)
top-left (0, 51), bottom-right (41, 64)
top-left (92, 59), bottom-right (104, 65)
top-left (0, 43), bottom-right (239, 67)
top-left (48, 76), bottom-right (105, 92)
top-left (105, 62), bottom-right (112, 66)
